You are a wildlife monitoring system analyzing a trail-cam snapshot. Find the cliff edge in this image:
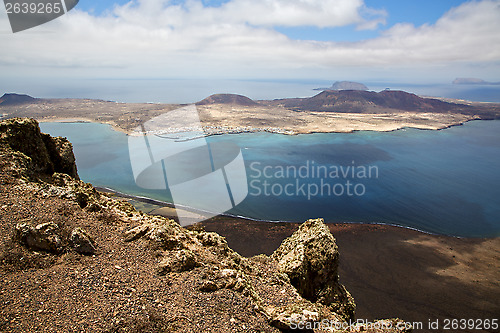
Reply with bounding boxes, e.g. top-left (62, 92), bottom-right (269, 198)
top-left (0, 118), bottom-right (411, 332)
